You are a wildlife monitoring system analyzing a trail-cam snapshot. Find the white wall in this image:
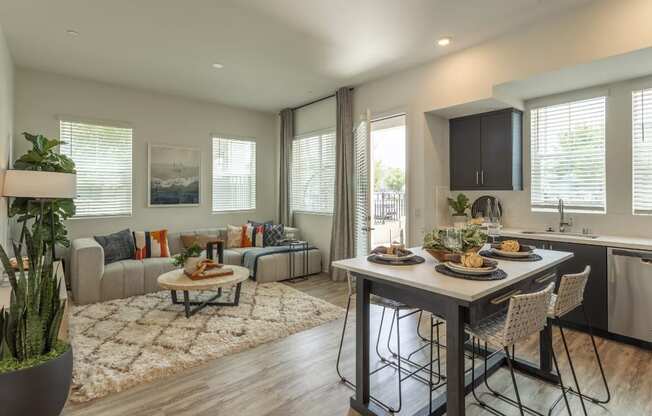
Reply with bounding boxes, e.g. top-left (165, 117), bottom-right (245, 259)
top-left (353, 0), bottom-right (652, 244)
top-left (14, 69), bottom-right (277, 241)
top-left (0, 25), bottom-right (14, 248)
top-left (292, 96), bottom-right (336, 271)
